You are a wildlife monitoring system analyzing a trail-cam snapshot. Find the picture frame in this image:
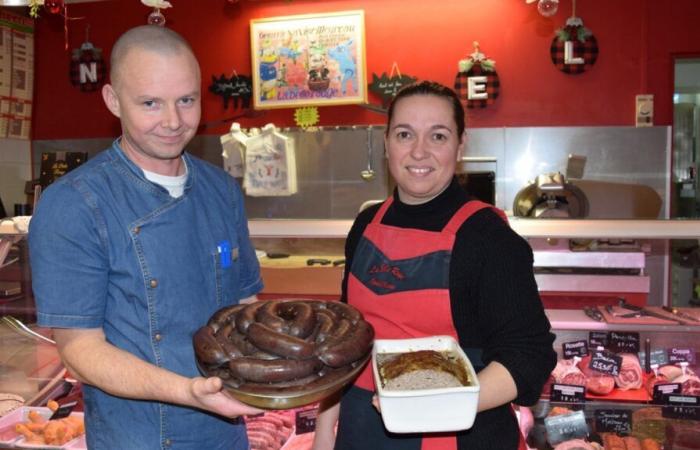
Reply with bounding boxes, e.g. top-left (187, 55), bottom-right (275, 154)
top-left (250, 10), bottom-right (367, 109)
